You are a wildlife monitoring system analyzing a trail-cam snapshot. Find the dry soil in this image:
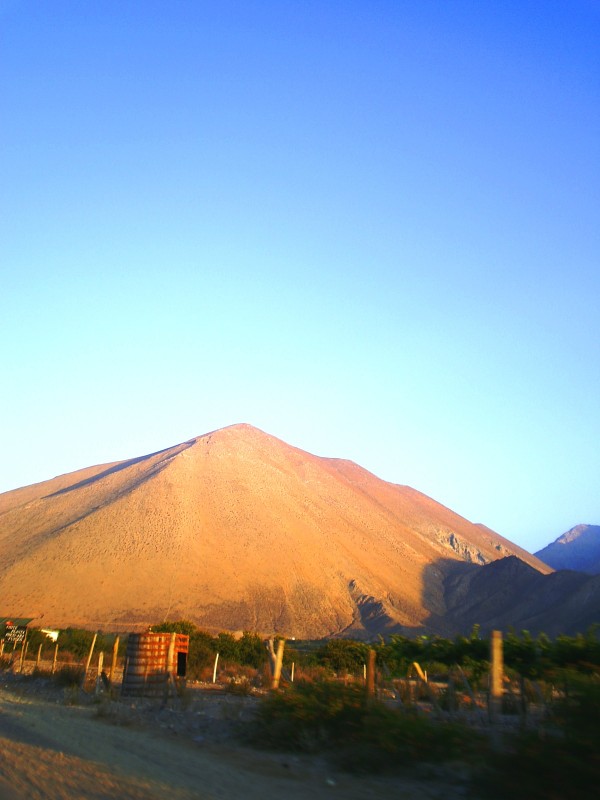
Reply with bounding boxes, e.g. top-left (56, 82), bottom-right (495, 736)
top-left (0, 676), bottom-right (471, 799)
